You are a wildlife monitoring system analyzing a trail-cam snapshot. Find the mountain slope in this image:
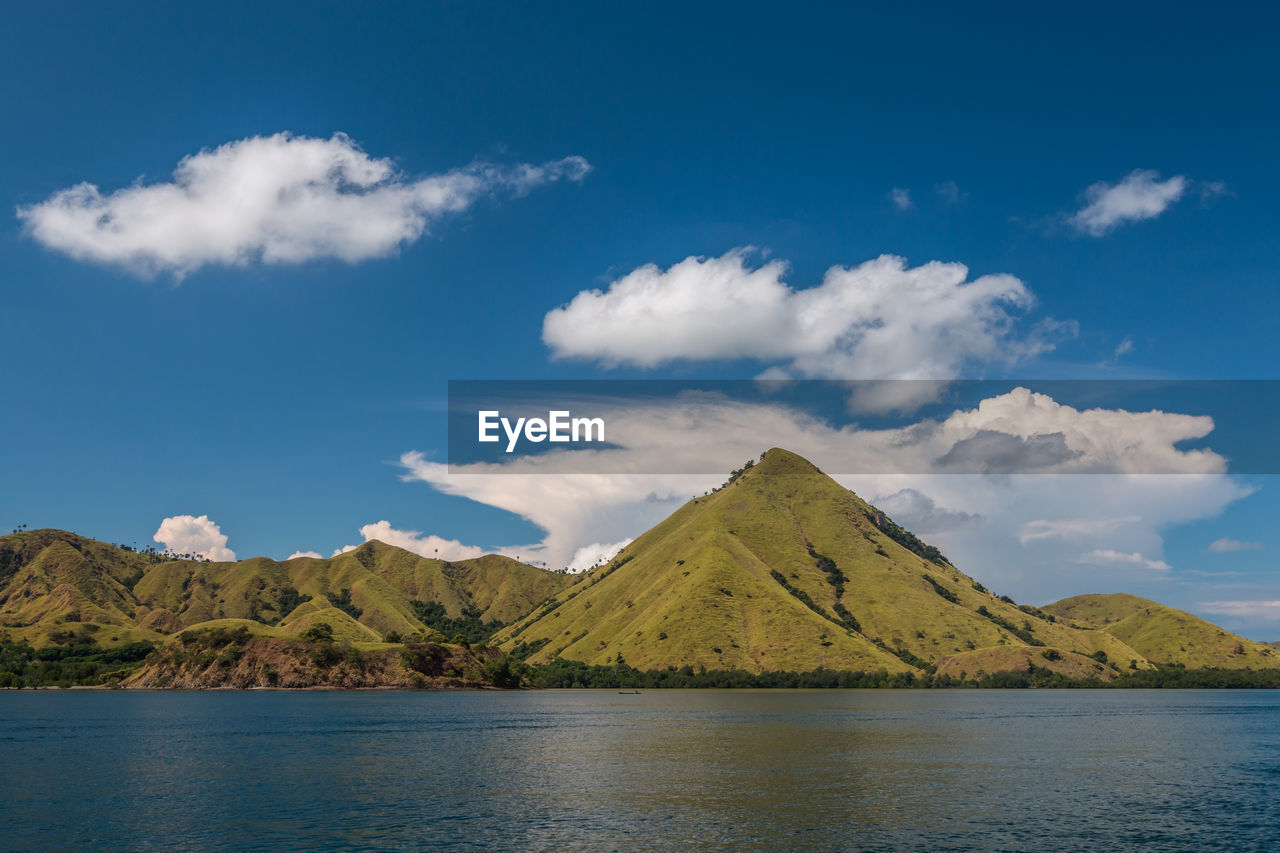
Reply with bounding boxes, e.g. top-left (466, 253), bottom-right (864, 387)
top-left (0, 530), bottom-right (571, 647)
top-left (497, 448), bottom-right (1152, 674)
top-left (1044, 593), bottom-right (1277, 669)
